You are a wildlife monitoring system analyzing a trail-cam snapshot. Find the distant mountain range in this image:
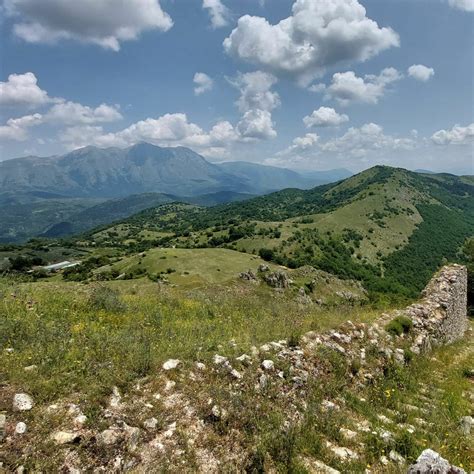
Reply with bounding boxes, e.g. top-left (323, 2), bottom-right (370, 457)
top-left (0, 142), bottom-right (352, 242)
